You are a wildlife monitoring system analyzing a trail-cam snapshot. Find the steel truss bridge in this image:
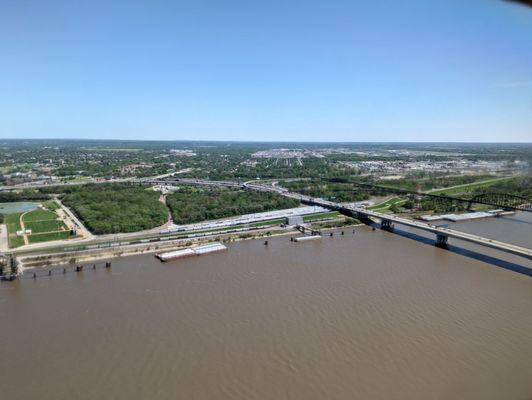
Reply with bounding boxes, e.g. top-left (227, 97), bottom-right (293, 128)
top-left (348, 182), bottom-right (532, 212)
top-left (242, 181), bottom-right (532, 262)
